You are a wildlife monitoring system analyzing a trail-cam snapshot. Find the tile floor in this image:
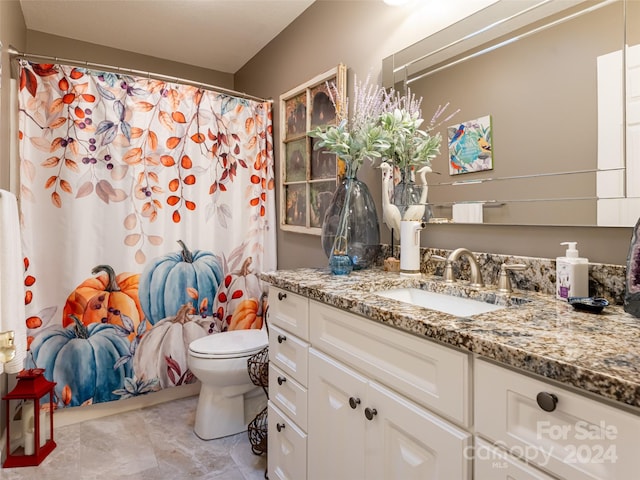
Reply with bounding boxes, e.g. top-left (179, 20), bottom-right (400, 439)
top-left (2, 396), bottom-right (267, 480)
